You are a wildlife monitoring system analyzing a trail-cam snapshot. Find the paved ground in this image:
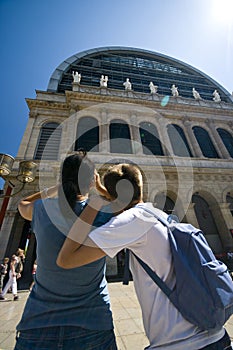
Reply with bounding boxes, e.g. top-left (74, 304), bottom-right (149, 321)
top-left (0, 281), bottom-right (233, 350)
